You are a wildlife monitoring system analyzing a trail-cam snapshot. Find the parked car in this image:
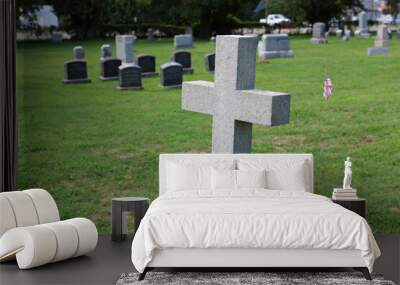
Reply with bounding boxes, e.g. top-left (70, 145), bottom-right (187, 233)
top-left (260, 14), bottom-right (290, 26)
